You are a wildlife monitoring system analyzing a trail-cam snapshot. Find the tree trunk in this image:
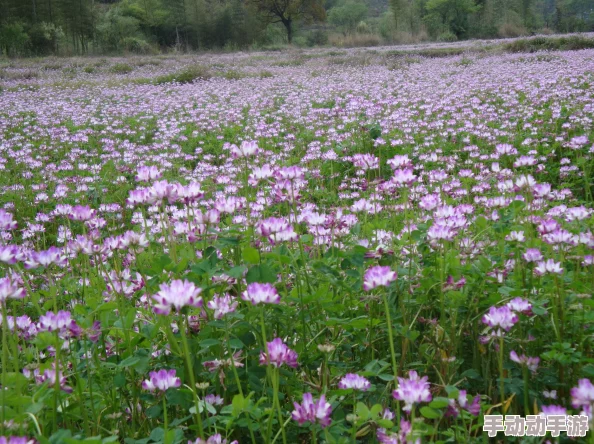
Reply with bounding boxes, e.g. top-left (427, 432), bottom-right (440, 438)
top-left (283, 18), bottom-right (293, 44)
